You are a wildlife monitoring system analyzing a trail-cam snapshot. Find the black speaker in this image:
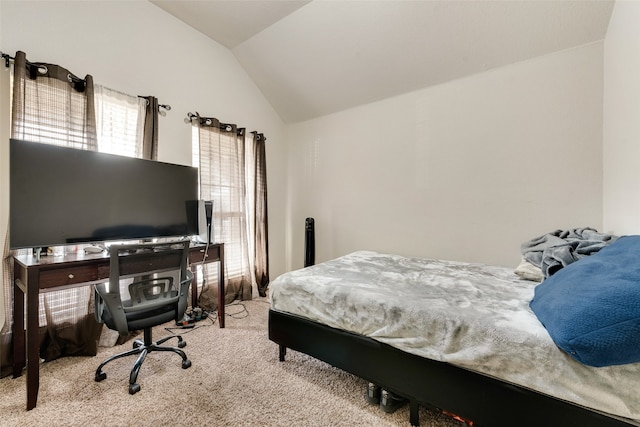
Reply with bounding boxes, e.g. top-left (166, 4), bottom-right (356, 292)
top-left (203, 201), bottom-right (213, 244)
top-left (304, 217), bottom-right (315, 267)
top-left (187, 200), bottom-right (214, 244)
